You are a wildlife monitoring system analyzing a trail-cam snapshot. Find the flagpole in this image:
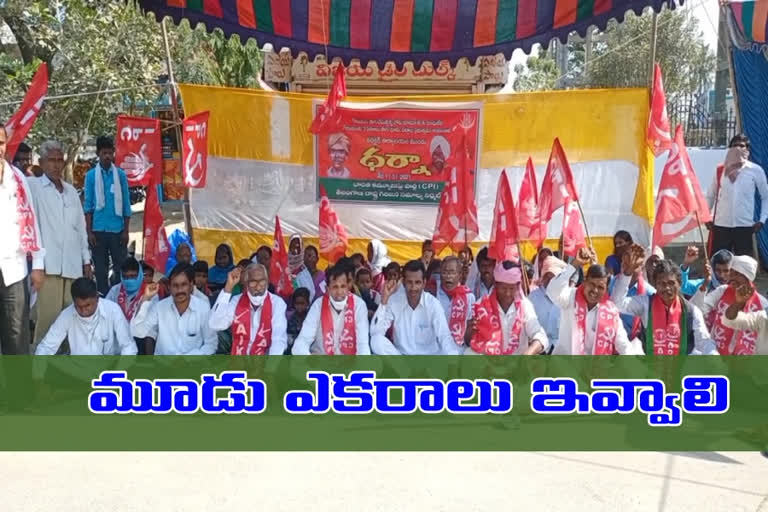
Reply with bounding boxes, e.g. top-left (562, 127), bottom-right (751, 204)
top-left (160, 18), bottom-right (193, 245)
top-left (517, 239), bottom-right (530, 295)
top-left (694, 210), bottom-right (710, 263)
top-left (575, 199), bottom-right (593, 248)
